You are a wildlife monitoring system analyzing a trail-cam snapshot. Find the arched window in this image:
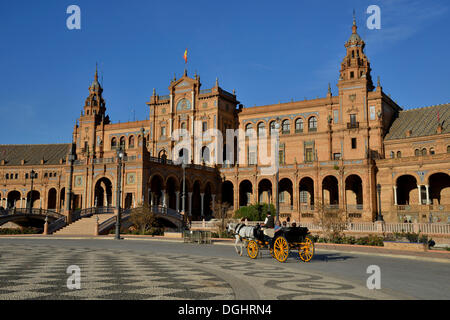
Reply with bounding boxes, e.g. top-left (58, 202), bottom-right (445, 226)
top-left (421, 148), bottom-right (427, 156)
top-left (119, 136), bottom-right (126, 148)
top-left (15, 173), bottom-right (19, 179)
top-left (269, 121), bottom-right (276, 134)
top-left (390, 151), bottom-right (395, 158)
top-left (245, 123), bottom-right (253, 136)
top-left (257, 122), bottom-right (265, 136)
top-left (181, 122), bottom-right (187, 130)
top-left (308, 116), bottom-right (317, 132)
top-left (397, 151), bottom-right (402, 158)
top-left (111, 137), bottom-right (117, 148)
top-left (429, 148), bottom-right (435, 155)
top-left (129, 135), bottom-right (135, 148)
top-left (415, 149), bottom-right (420, 156)
top-left (447, 146), bottom-right (450, 154)
top-left (282, 120), bottom-right (290, 134)
top-left (5, 174), bottom-right (9, 179)
top-left (295, 118), bottom-right (304, 133)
